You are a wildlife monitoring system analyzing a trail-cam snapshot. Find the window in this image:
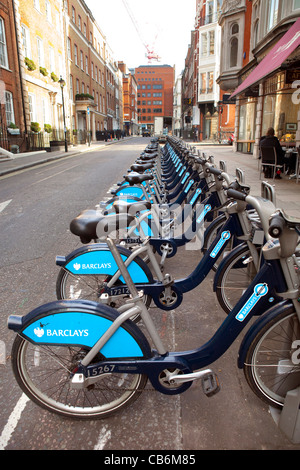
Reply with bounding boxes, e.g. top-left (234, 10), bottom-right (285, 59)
top-left (78, 15), bottom-right (81, 30)
top-left (85, 56), bottom-right (88, 74)
top-left (82, 82), bottom-right (85, 93)
top-left (200, 73), bottom-right (207, 93)
top-left (294, 0), bottom-right (300, 9)
top-left (70, 75), bottom-right (73, 100)
top-left (230, 37), bottom-right (238, 67)
top-left (201, 32), bottom-right (208, 56)
top-left (76, 79), bottom-right (79, 94)
top-left (0, 17), bottom-right (9, 68)
top-left (36, 37), bottom-right (44, 66)
top-left (34, 0), bottom-right (40, 11)
top-left (74, 44), bottom-right (78, 65)
top-left (153, 85), bottom-right (162, 89)
top-left (45, 0), bottom-right (51, 23)
top-left (253, 20), bottom-right (259, 48)
top-left (268, 0), bottom-right (279, 31)
top-left (84, 23), bottom-right (87, 36)
top-left (49, 46), bottom-right (55, 72)
top-left (80, 50), bottom-right (83, 69)
top-left (67, 37), bottom-right (71, 60)
top-left (5, 91), bottom-right (14, 124)
top-left (91, 62), bottom-right (94, 79)
top-left (21, 24), bottom-right (31, 59)
top-left (28, 93), bottom-right (36, 122)
top-left (72, 6), bottom-right (76, 23)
